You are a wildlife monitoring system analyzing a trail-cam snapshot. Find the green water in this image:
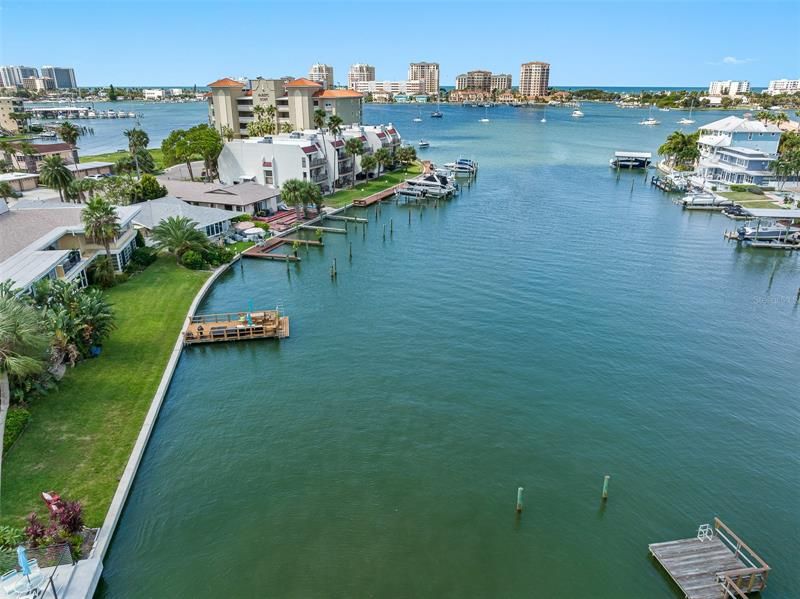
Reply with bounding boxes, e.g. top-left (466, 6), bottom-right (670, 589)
top-left (98, 104), bottom-right (799, 598)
